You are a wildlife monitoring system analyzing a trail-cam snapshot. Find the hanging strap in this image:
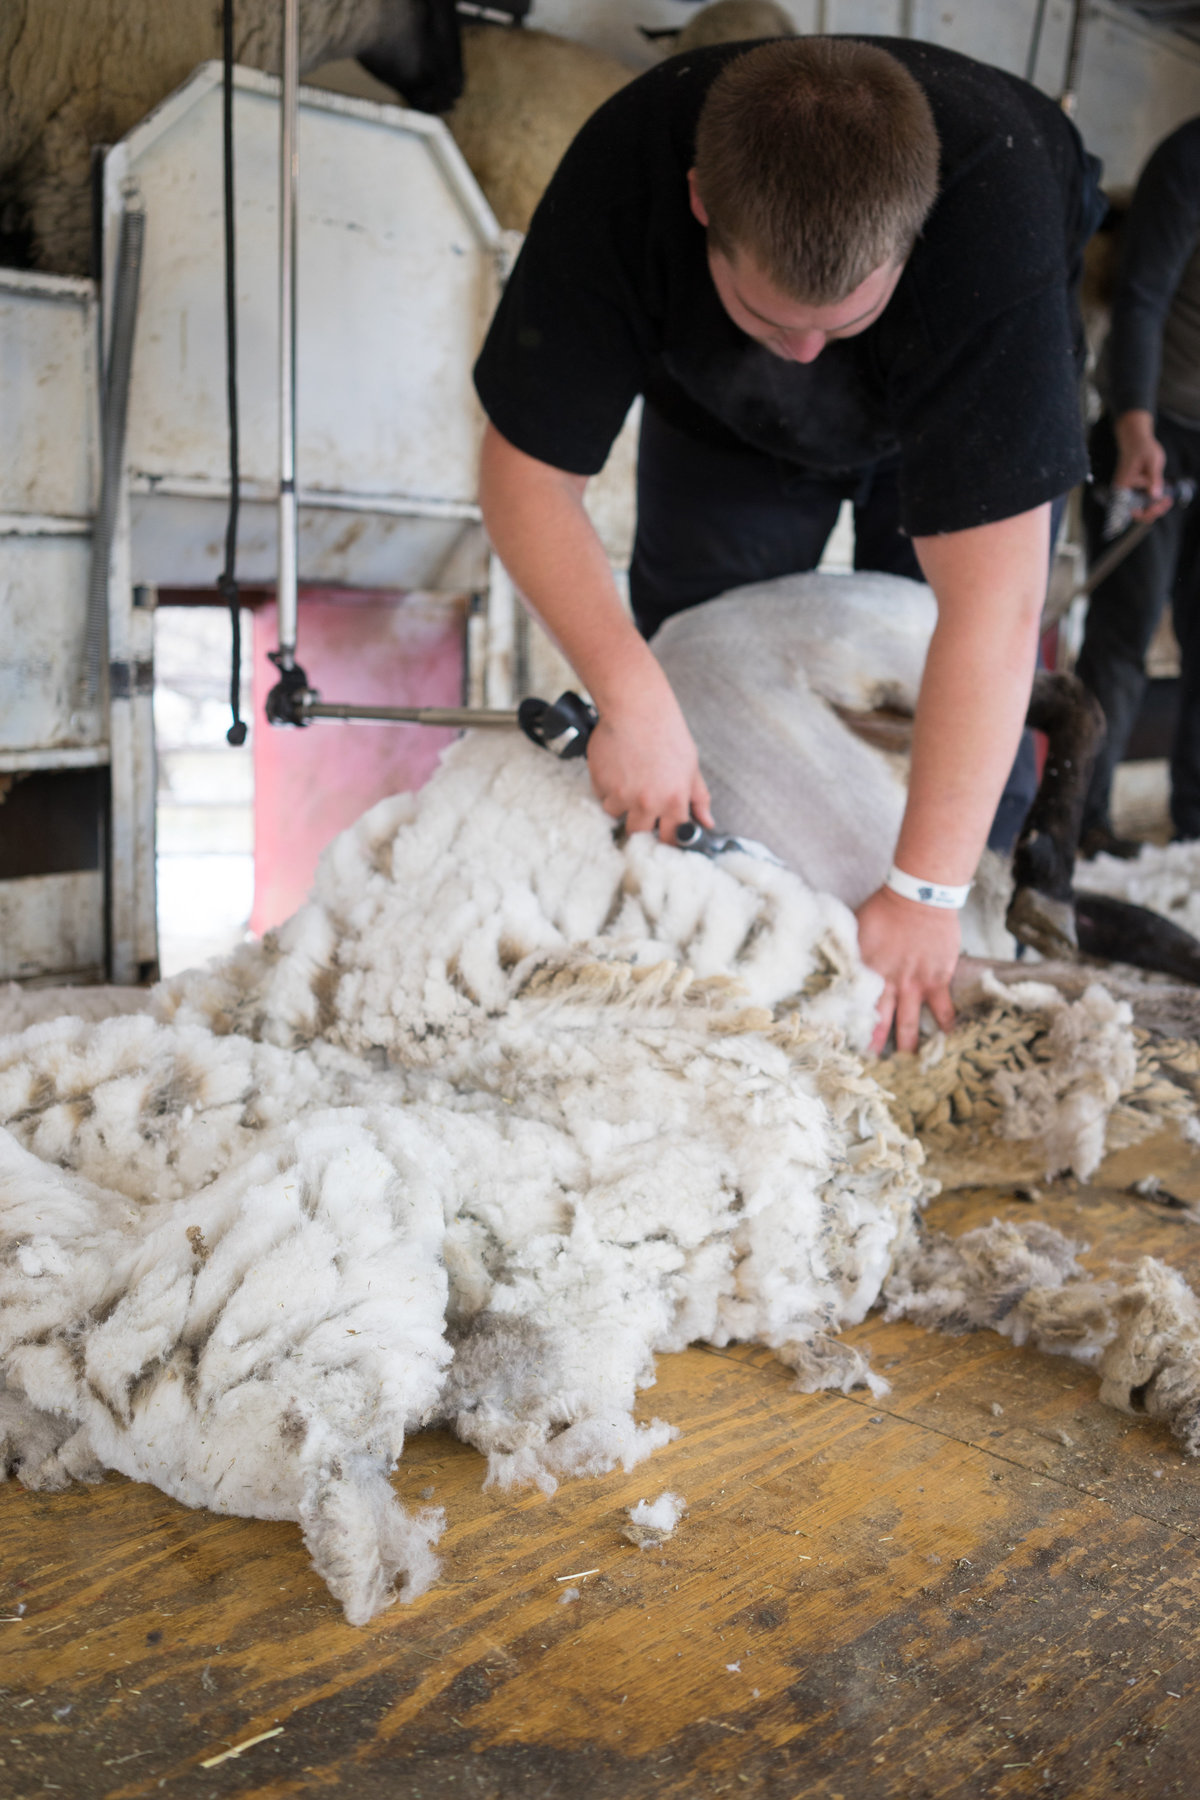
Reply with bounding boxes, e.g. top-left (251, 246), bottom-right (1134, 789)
top-left (220, 0), bottom-right (248, 747)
